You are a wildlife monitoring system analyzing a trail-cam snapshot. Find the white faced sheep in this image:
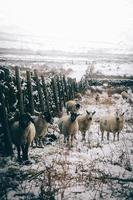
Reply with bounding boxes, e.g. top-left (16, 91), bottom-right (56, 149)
top-left (33, 112), bottom-right (54, 147)
top-left (100, 111), bottom-right (125, 141)
top-left (77, 110), bottom-right (96, 141)
top-left (58, 112), bottom-right (80, 147)
top-left (65, 100), bottom-right (80, 115)
top-left (11, 113), bottom-right (36, 163)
